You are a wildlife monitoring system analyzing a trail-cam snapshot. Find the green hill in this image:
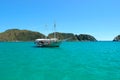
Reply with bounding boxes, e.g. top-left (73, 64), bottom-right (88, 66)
top-left (48, 32), bottom-right (97, 41)
top-left (113, 35), bottom-right (120, 41)
top-left (48, 32), bottom-right (78, 41)
top-left (75, 34), bottom-right (97, 41)
top-left (0, 29), bottom-right (45, 41)
top-left (0, 29), bottom-right (97, 41)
